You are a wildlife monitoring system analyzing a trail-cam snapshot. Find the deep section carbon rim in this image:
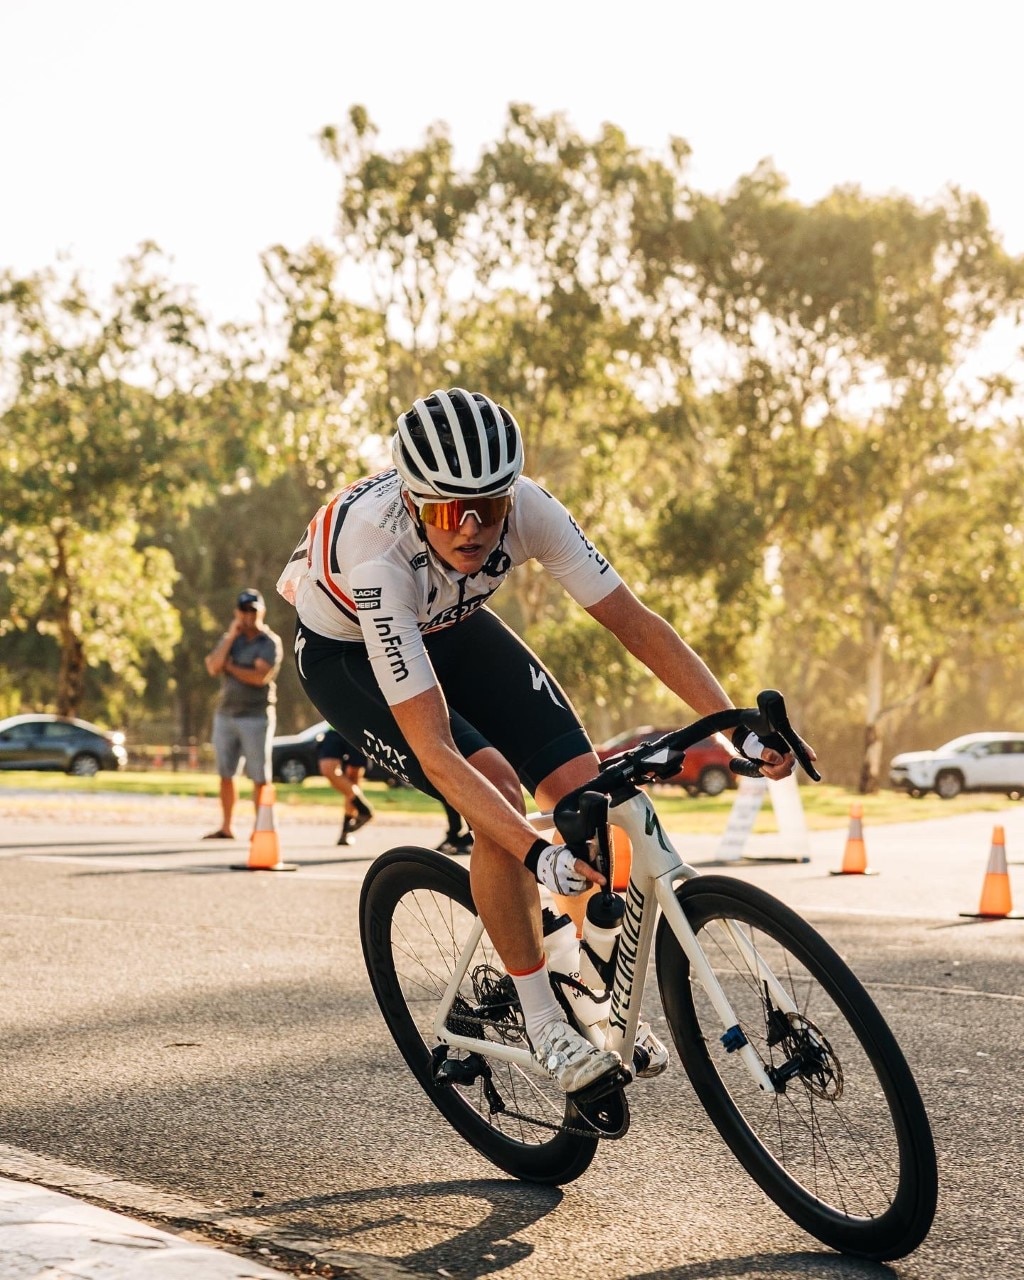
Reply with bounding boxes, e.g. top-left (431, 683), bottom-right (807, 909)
top-left (657, 876), bottom-right (936, 1259)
